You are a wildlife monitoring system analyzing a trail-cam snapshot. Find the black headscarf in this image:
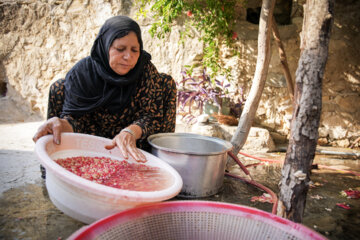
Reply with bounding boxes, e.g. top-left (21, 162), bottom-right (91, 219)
top-left (62, 15), bottom-right (151, 115)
